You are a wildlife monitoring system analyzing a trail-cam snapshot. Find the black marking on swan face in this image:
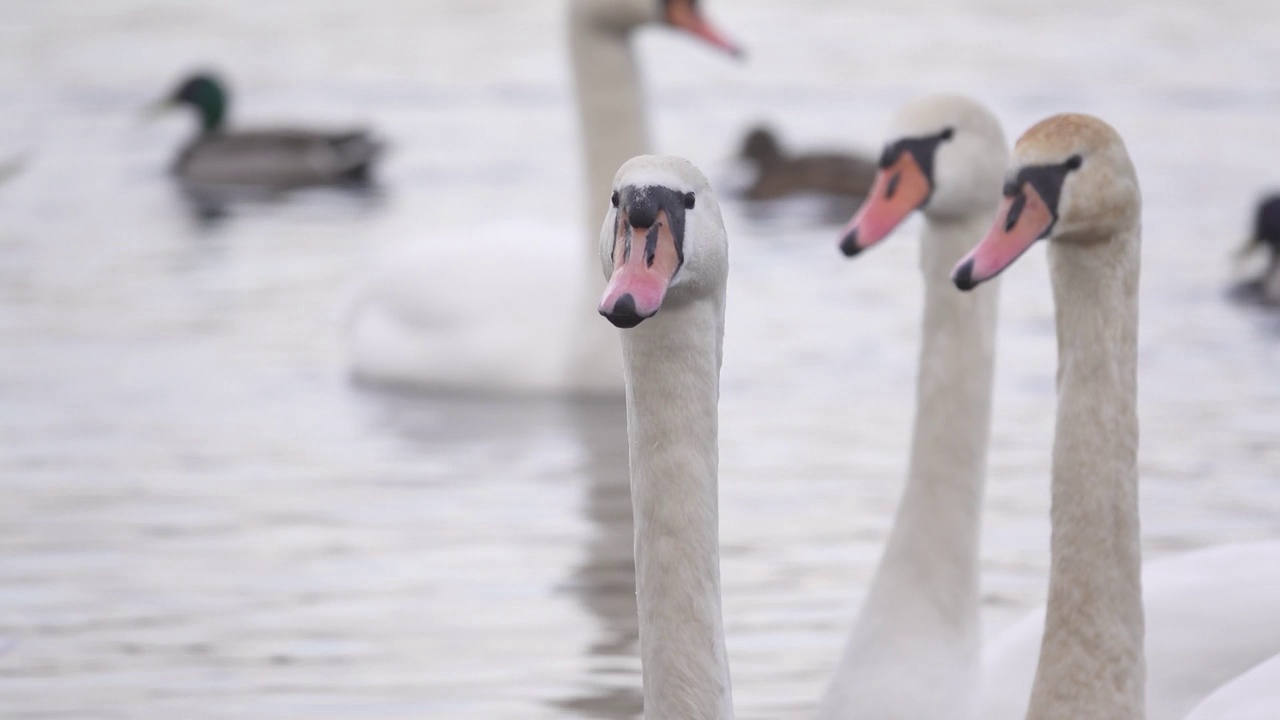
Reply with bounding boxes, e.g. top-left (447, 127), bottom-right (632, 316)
top-left (877, 127), bottom-right (954, 184)
top-left (1001, 154), bottom-right (1084, 239)
top-left (608, 184), bottom-right (691, 271)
